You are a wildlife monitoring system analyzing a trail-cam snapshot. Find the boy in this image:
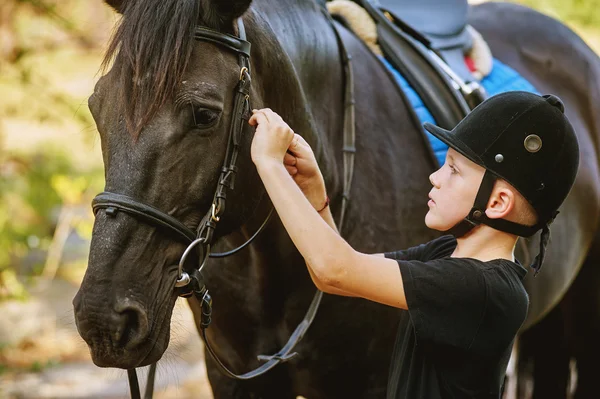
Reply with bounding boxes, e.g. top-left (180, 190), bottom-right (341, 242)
top-left (248, 91), bottom-right (579, 398)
